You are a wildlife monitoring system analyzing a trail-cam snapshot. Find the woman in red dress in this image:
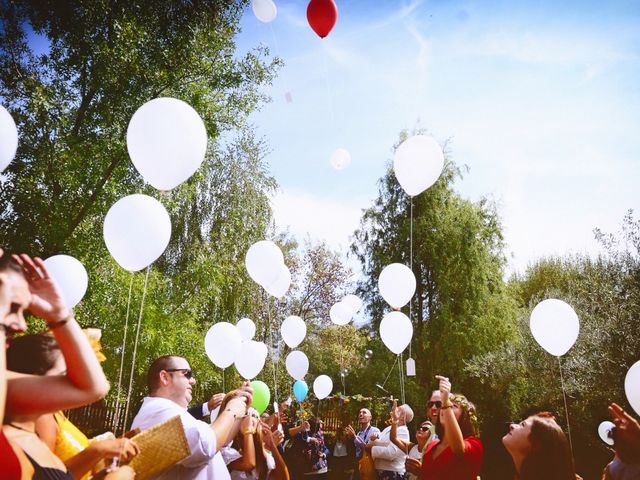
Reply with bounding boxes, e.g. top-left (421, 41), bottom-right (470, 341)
top-left (407, 375), bottom-right (482, 480)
